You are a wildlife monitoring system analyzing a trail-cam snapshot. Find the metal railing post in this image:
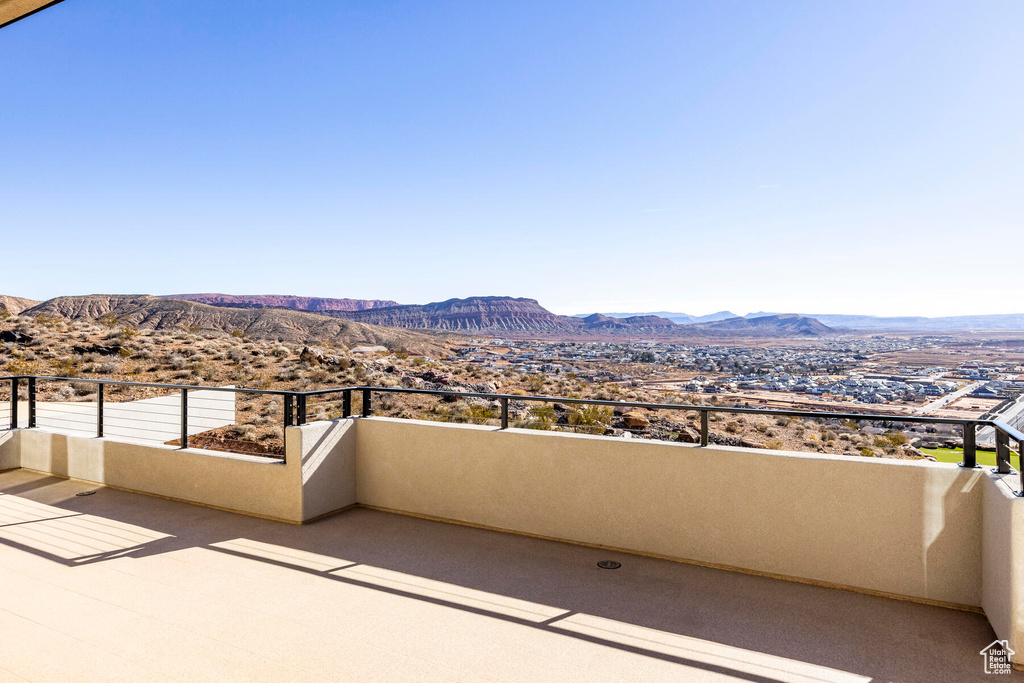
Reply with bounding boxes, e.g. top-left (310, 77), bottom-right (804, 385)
top-left (1018, 443), bottom-right (1024, 497)
top-left (96, 383), bottom-right (104, 438)
top-left (10, 378), bottom-right (17, 429)
top-left (961, 422), bottom-right (977, 469)
top-left (362, 389), bottom-right (372, 417)
top-left (996, 429), bottom-right (1012, 474)
top-left (179, 388), bottom-right (188, 449)
top-left (27, 377), bottom-right (35, 428)
top-left (342, 389), bottom-right (351, 418)
top-left (284, 394), bottom-right (293, 428)
top-left (297, 394), bottom-right (307, 425)
top-left (700, 410), bottom-right (709, 447)
top-left (500, 397), bottom-right (509, 429)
